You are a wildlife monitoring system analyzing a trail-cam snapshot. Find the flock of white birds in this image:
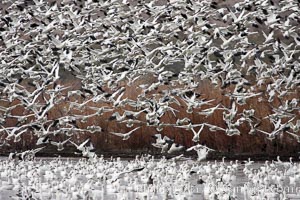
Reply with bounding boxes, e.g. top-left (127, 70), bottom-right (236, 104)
top-left (0, 0), bottom-right (300, 159)
top-left (0, 156), bottom-right (300, 199)
top-left (0, 0), bottom-right (300, 199)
